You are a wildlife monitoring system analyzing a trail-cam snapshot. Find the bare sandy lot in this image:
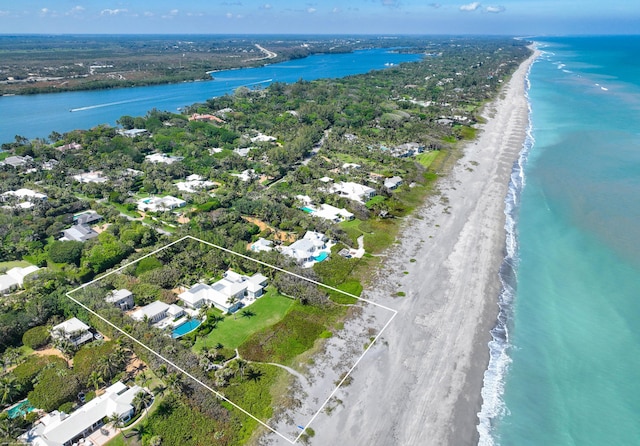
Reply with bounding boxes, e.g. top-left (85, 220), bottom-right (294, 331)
top-left (263, 50), bottom-right (538, 446)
